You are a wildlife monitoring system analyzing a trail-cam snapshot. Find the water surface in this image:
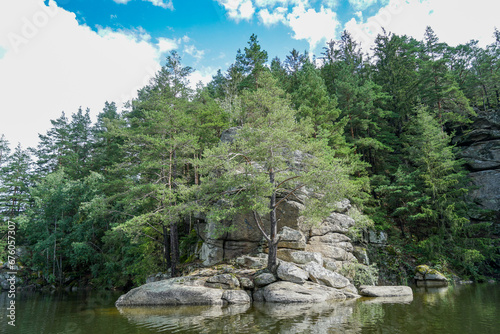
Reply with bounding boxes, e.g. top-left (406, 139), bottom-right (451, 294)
top-left (1, 283), bottom-right (498, 333)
